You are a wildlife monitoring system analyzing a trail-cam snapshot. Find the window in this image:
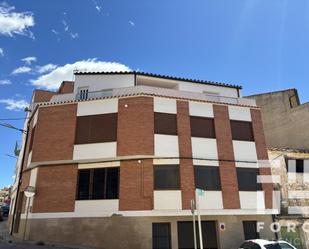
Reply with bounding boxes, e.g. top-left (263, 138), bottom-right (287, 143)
top-left (240, 242), bottom-right (261, 249)
top-left (154, 165), bottom-right (180, 190)
top-left (76, 167), bottom-right (119, 200)
top-left (230, 120), bottom-right (254, 141)
top-left (29, 126), bottom-right (36, 151)
top-left (75, 113), bottom-right (117, 144)
top-left (154, 113), bottom-right (177, 135)
top-left (278, 243), bottom-right (295, 249)
top-left (237, 168), bottom-right (262, 191)
top-left (190, 116), bottom-right (216, 138)
top-left (194, 166), bottom-right (221, 190)
top-left (296, 159), bottom-right (304, 173)
top-left (243, 221), bottom-right (260, 240)
top-left (152, 223), bottom-right (171, 249)
top-left (78, 87), bottom-right (89, 100)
